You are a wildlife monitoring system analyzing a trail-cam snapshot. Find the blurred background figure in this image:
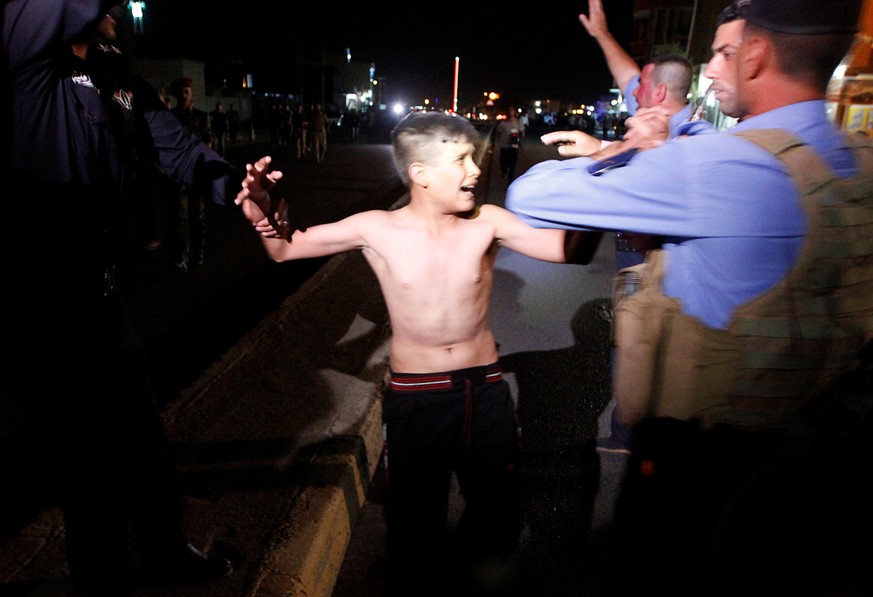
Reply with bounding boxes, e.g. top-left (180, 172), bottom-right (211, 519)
top-left (309, 103), bottom-right (329, 163)
top-left (346, 107), bottom-right (361, 142)
top-left (227, 101), bottom-right (240, 145)
top-left (169, 76), bottom-right (212, 272)
top-left (494, 107), bottom-right (525, 182)
top-left (210, 100), bottom-right (229, 157)
top-left (292, 102), bottom-right (308, 158)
